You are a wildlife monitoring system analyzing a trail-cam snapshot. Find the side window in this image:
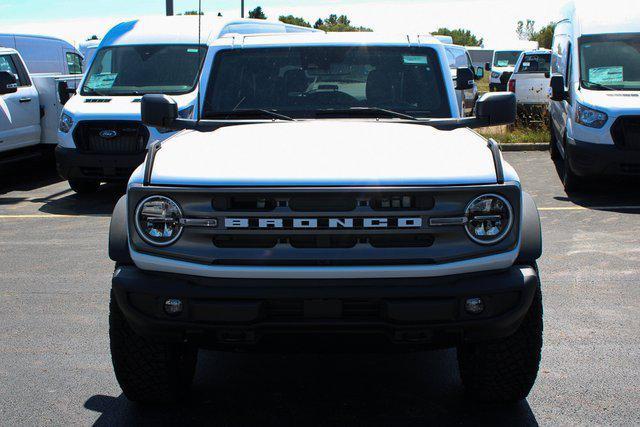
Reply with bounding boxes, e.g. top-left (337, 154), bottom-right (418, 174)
top-left (465, 52), bottom-right (474, 69)
top-left (445, 48), bottom-right (456, 69)
top-left (66, 52), bottom-right (83, 74)
top-left (0, 54), bottom-right (30, 87)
